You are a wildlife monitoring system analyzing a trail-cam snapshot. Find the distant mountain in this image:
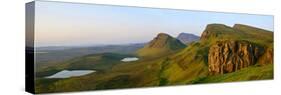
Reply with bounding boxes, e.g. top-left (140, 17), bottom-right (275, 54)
top-left (176, 33), bottom-right (199, 44)
top-left (137, 33), bottom-right (186, 57)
